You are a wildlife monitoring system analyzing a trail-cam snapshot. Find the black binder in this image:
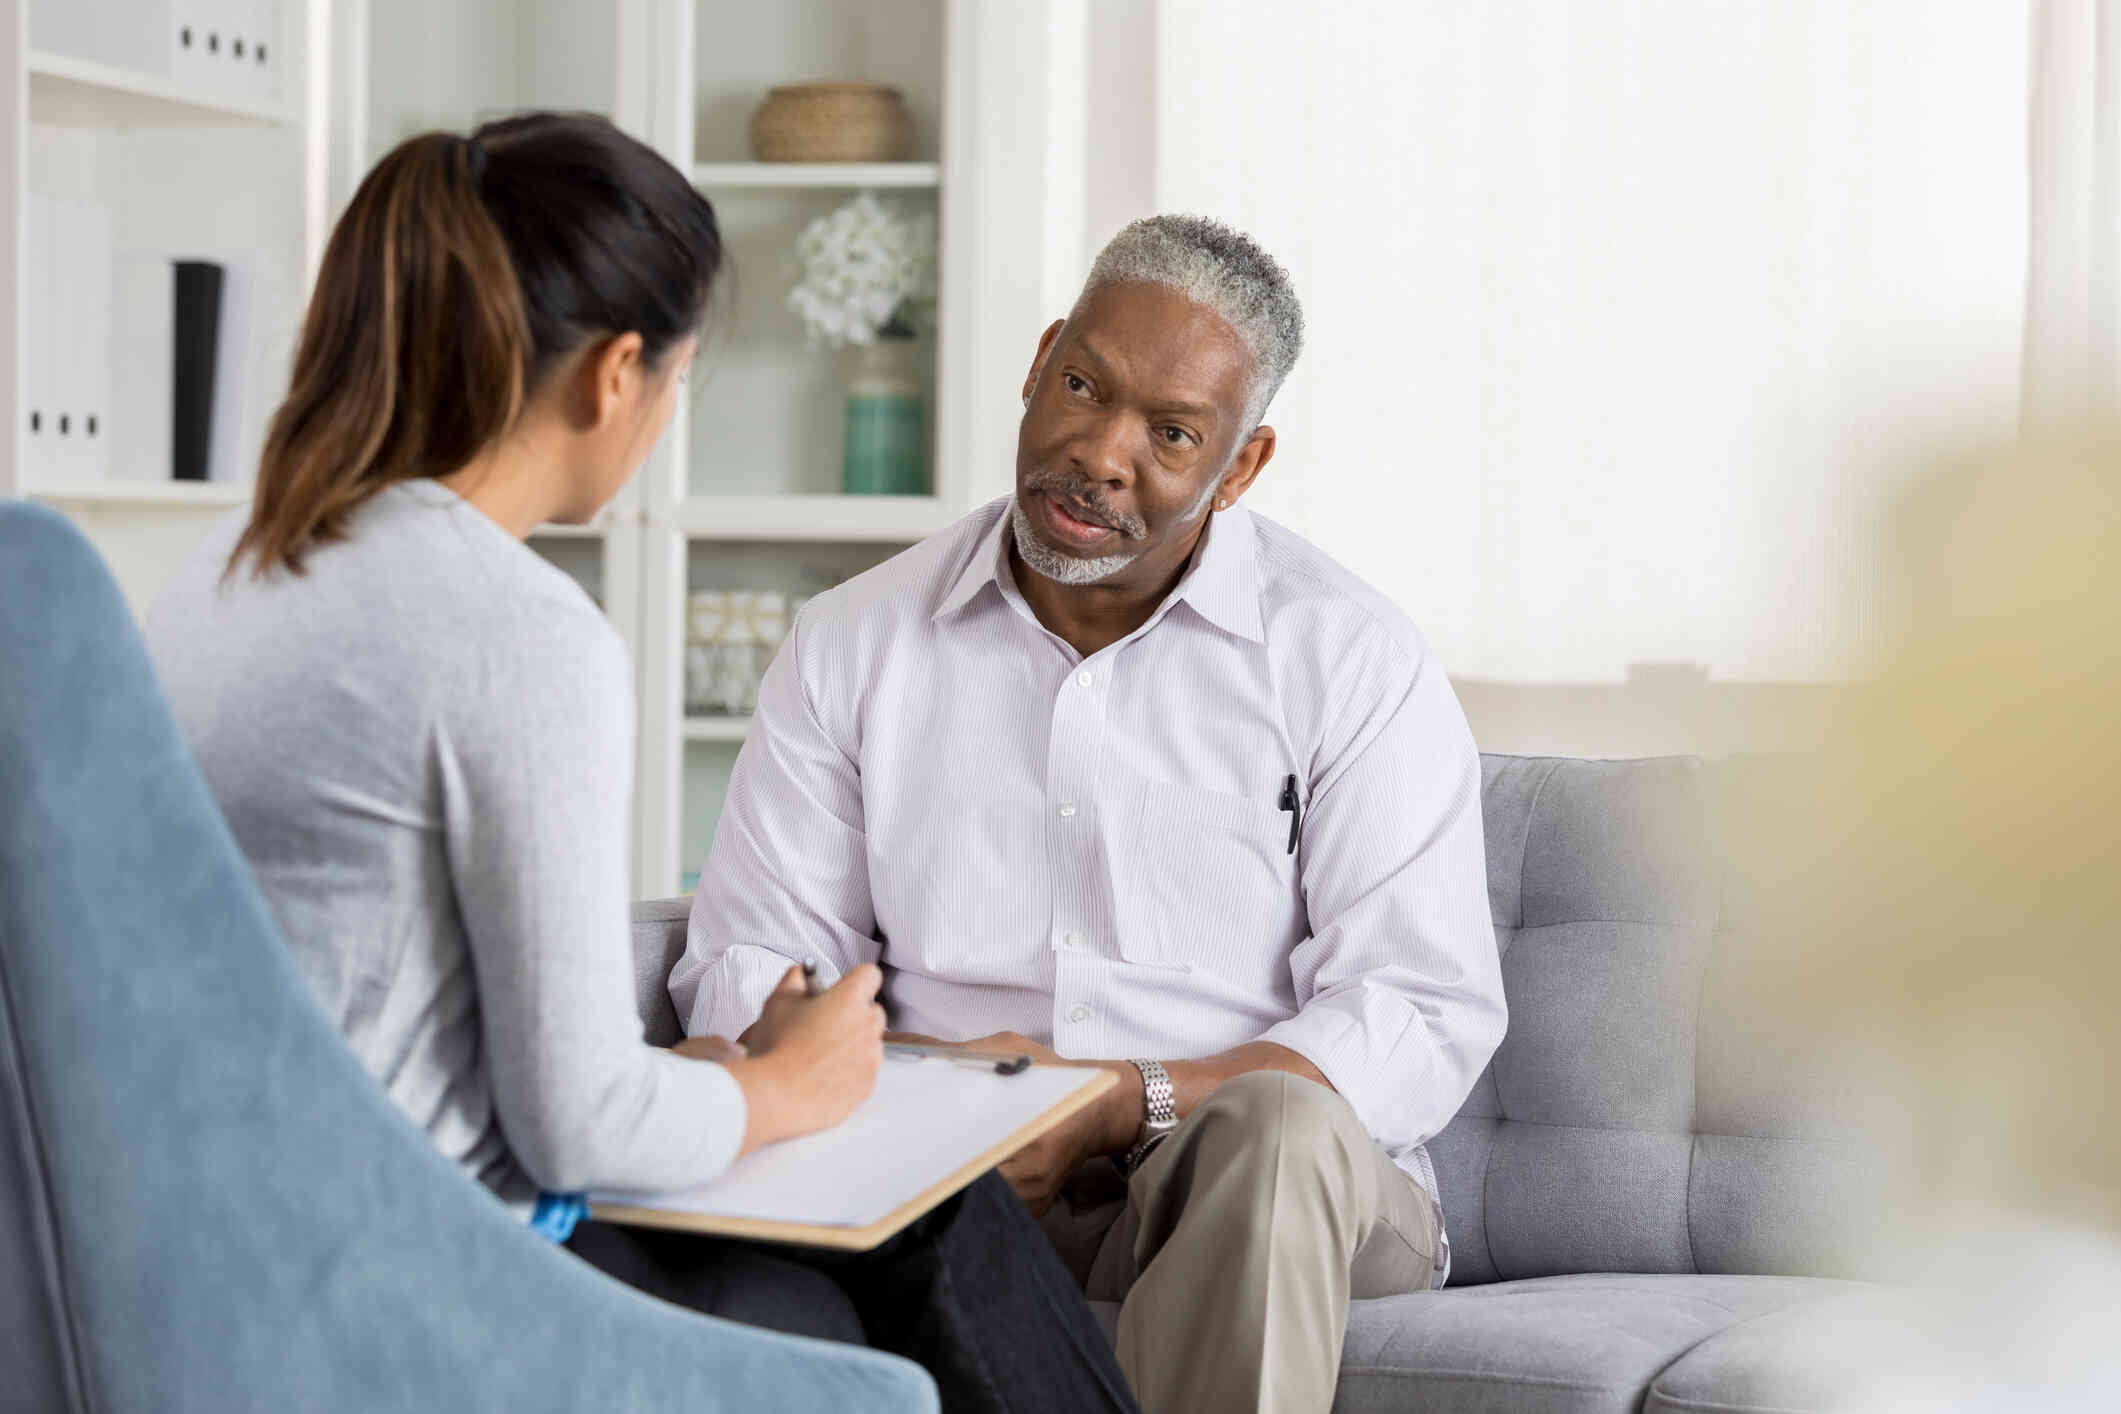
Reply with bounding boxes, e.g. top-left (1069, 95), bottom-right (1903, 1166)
top-left (171, 260), bottom-right (224, 483)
